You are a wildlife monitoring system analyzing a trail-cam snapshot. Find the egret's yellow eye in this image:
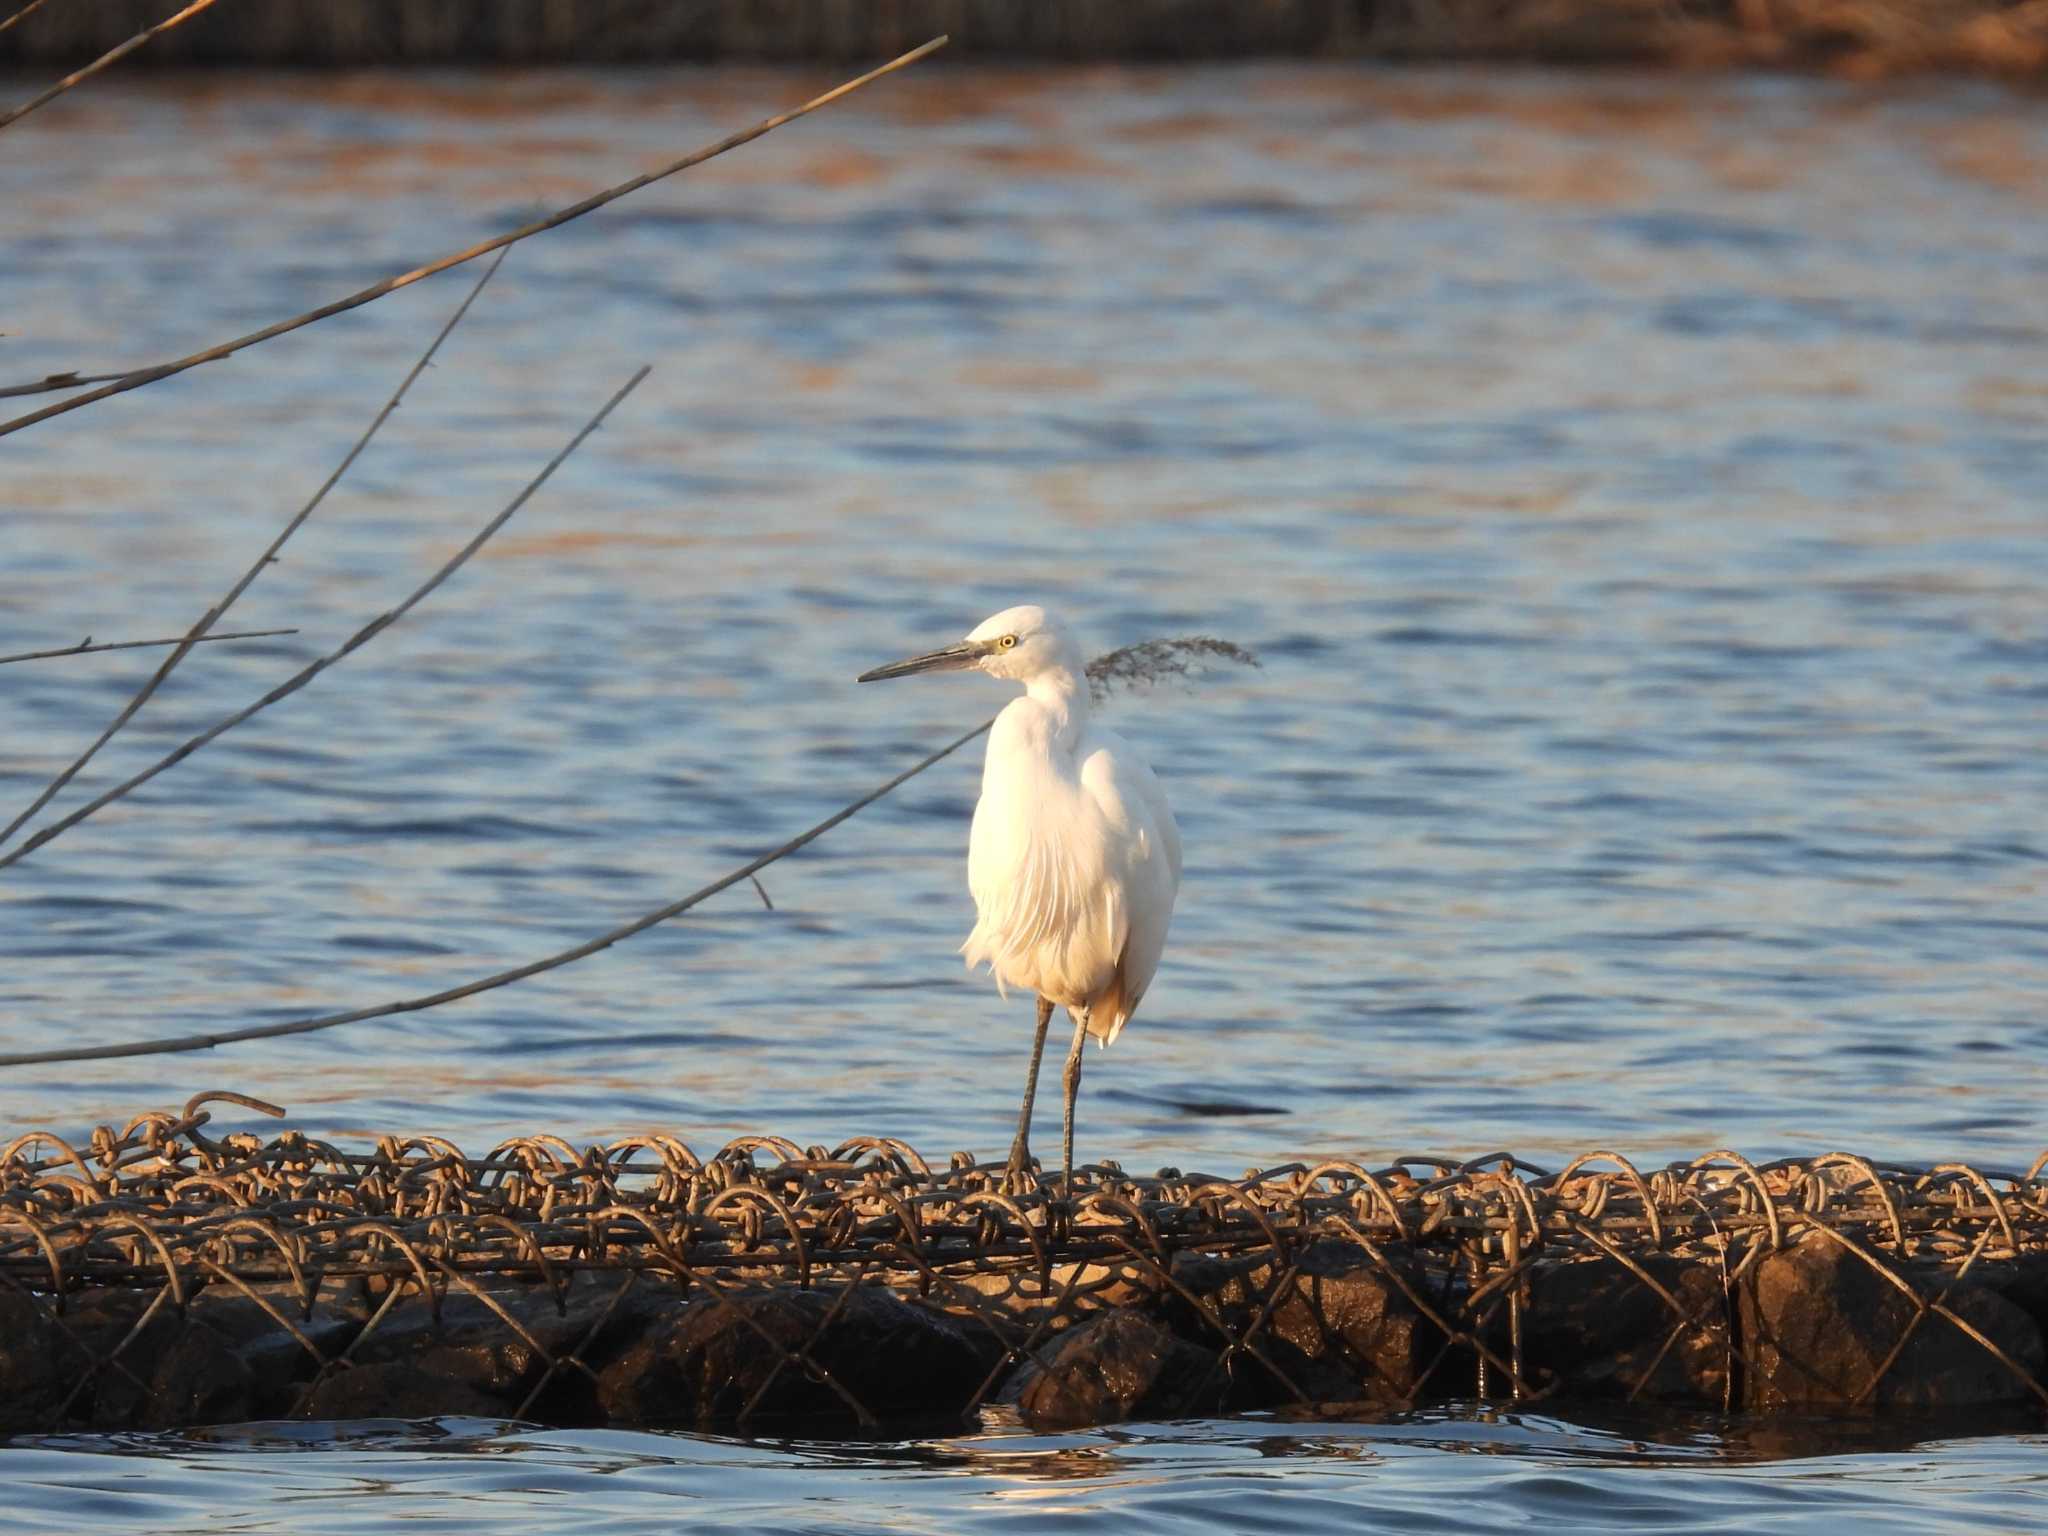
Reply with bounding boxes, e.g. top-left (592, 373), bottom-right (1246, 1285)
top-left (999, 634), bottom-right (1018, 650)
